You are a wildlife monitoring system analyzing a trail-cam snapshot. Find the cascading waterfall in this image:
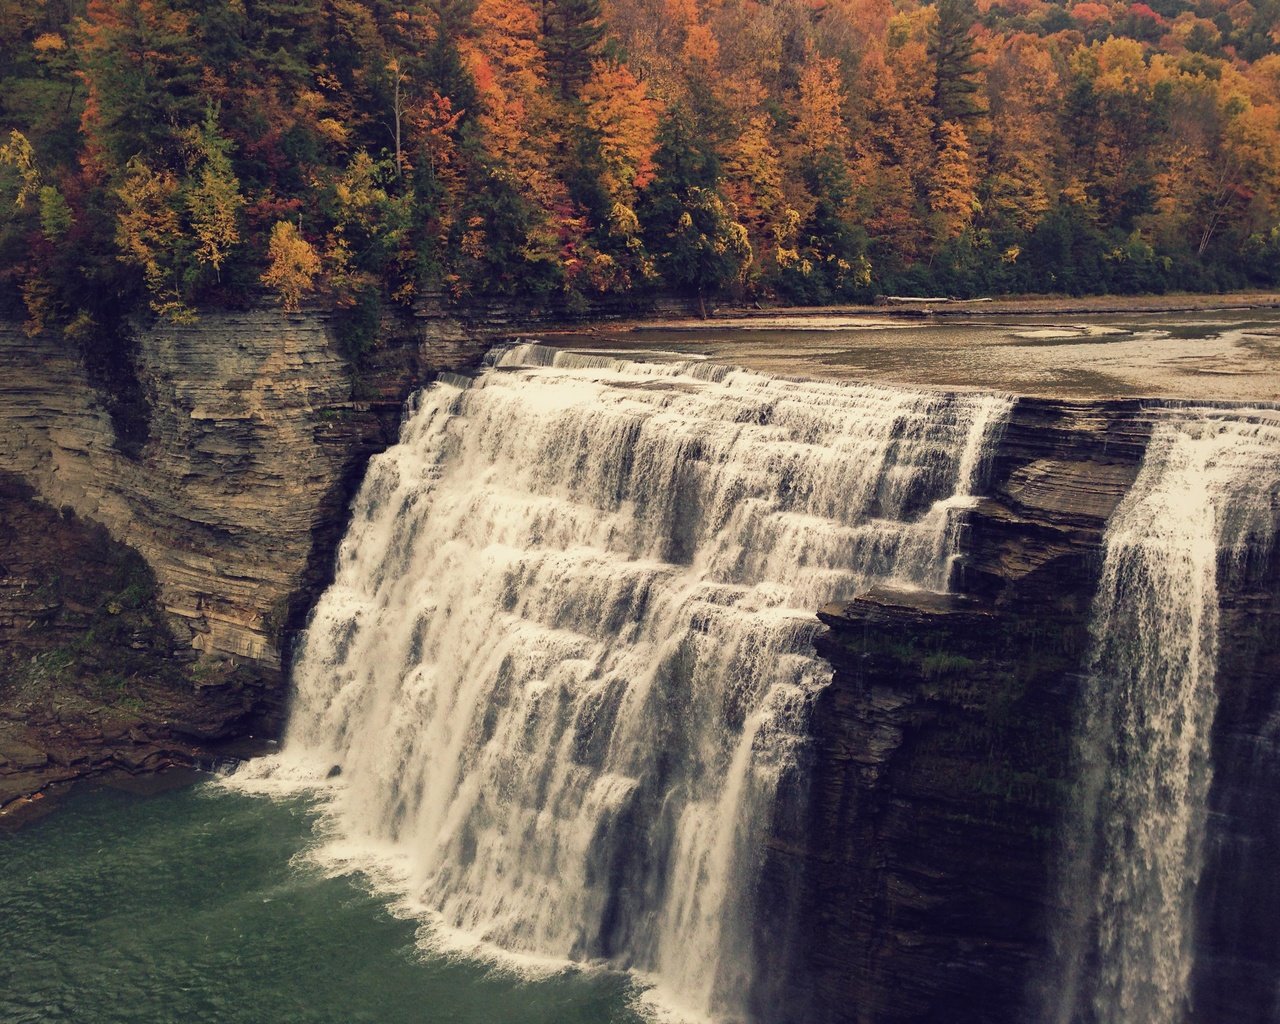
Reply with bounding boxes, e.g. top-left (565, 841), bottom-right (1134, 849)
top-left (237, 345), bottom-right (1010, 1021)
top-left (1051, 406), bottom-right (1280, 1024)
